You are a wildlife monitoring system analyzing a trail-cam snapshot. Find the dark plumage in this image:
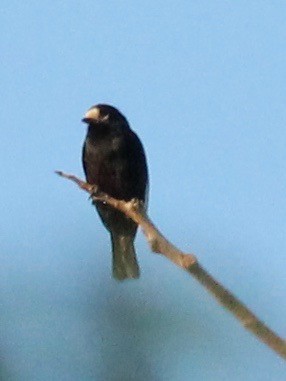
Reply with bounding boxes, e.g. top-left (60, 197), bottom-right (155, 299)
top-left (82, 104), bottom-right (148, 280)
